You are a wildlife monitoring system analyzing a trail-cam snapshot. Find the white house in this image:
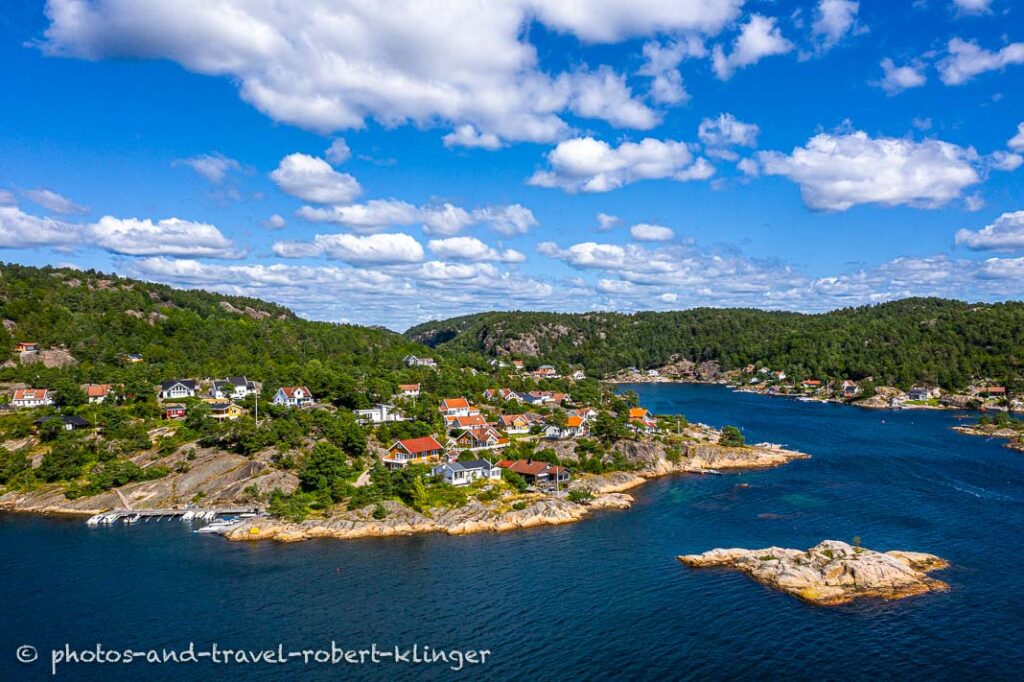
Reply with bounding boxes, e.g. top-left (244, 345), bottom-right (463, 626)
top-left (571, 370), bottom-right (586, 381)
top-left (404, 355), bottom-right (437, 368)
top-left (439, 397), bottom-right (474, 418)
top-left (209, 376), bottom-right (259, 401)
top-left (159, 380), bottom-right (196, 400)
top-left (397, 383), bottom-right (420, 398)
top-left (354, 403), bottom-right (406, 424)
top-left (11, 388), bottom-right (53, 409)
top-left (272, 386), bottom-right (314, 407)
top-left (431, 459), bottom-right (502, 486)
